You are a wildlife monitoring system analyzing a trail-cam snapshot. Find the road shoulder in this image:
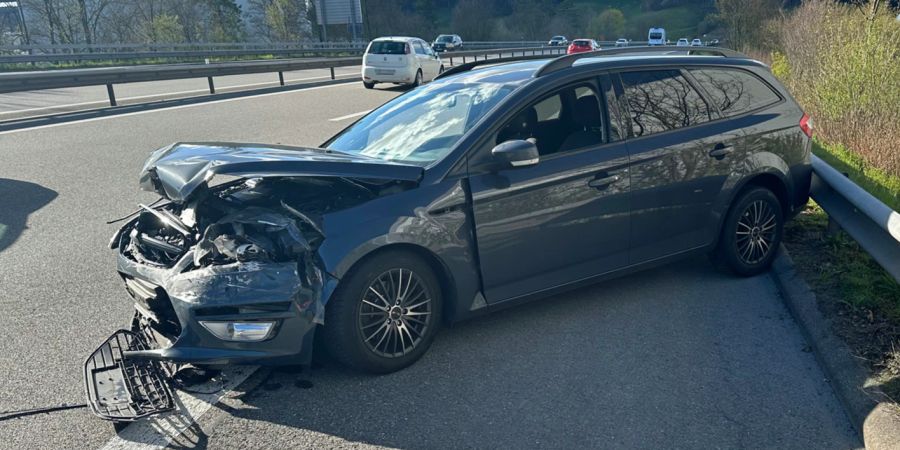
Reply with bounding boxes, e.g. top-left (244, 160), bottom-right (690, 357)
top-left (771, 246), bottom-right (900, 449)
